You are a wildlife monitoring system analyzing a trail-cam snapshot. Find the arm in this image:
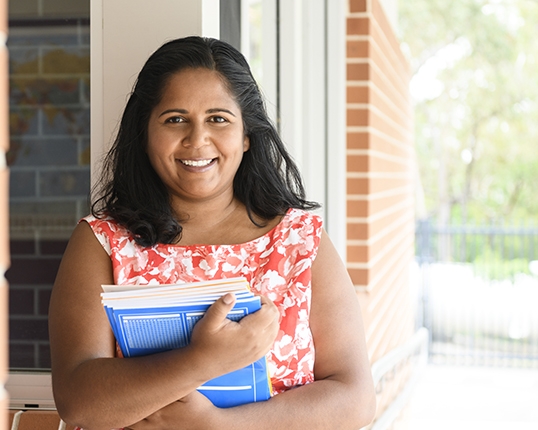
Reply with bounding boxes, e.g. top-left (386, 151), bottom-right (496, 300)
top-left (49, 221), bottom-right (279, 429)
top-left (219, 229), bottom-right (376, 428)
top-left (129, 229), bottom-right (376, 429)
